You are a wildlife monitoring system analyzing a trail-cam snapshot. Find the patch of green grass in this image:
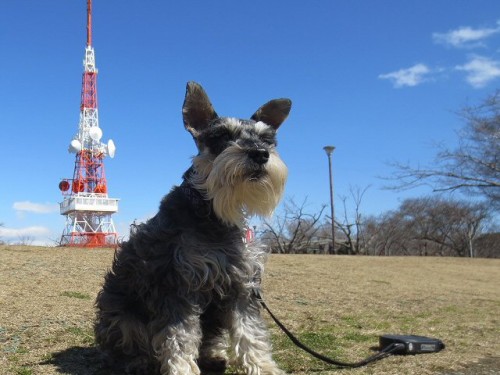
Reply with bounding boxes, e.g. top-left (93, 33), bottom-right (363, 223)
top-left (340, 315), bottom-right (362, 328)
top-left (40, 353), bottom-right (54, 362)
top-left (60, 291), bottom-right (92, 300)
top-left (15, 346), bottom-right (29, 354)
top-left (65, 326), bottom-right (95, 345)
top-left (15, 367), bottom-right (33, 375)
top-left (440, 304), bottom-right (460, 313)
top-left (343, 331), bottom-right (373, 343)
top-left (398, 315), bottom-right (420, 331)
top-left (295, 299), bottom-right (309, 305)
top-left (371, 320), bottom-right (392, 331)
top-left (271, 330), bottom-right (346, 372)
top-left (370, 279), bottom-right (391, 285)
top-left (7, 349), bottom-right (33, 375)
top-left (3, 334), bottom-right (21, 354)
top-left (298, 332), bottom-right (342, 349)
